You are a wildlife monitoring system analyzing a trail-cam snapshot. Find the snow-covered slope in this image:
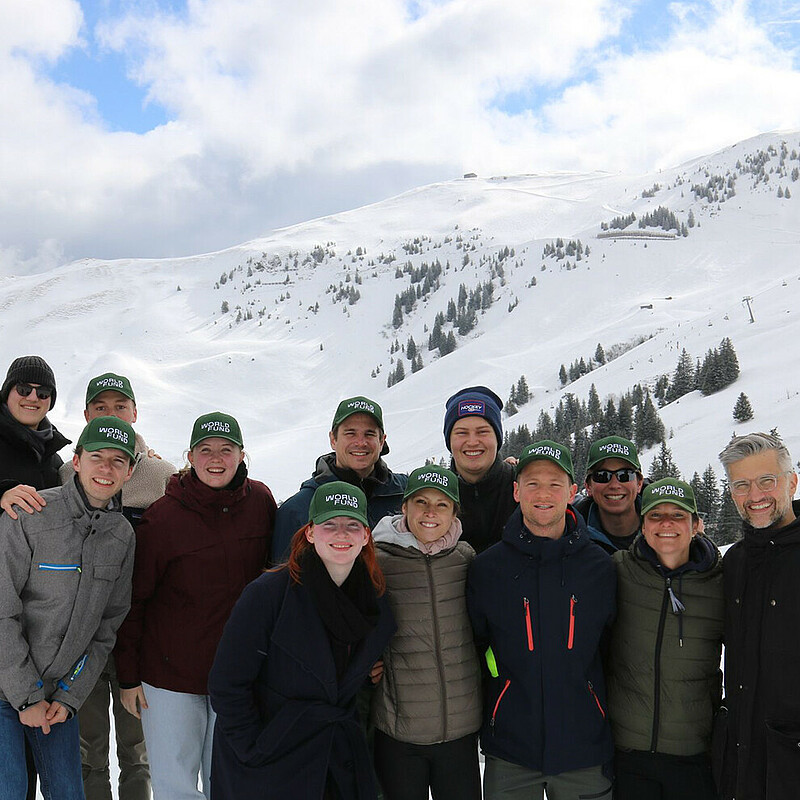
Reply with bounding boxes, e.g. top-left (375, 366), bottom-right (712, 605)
top-left (3, 131), bottom-right (799, 501)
